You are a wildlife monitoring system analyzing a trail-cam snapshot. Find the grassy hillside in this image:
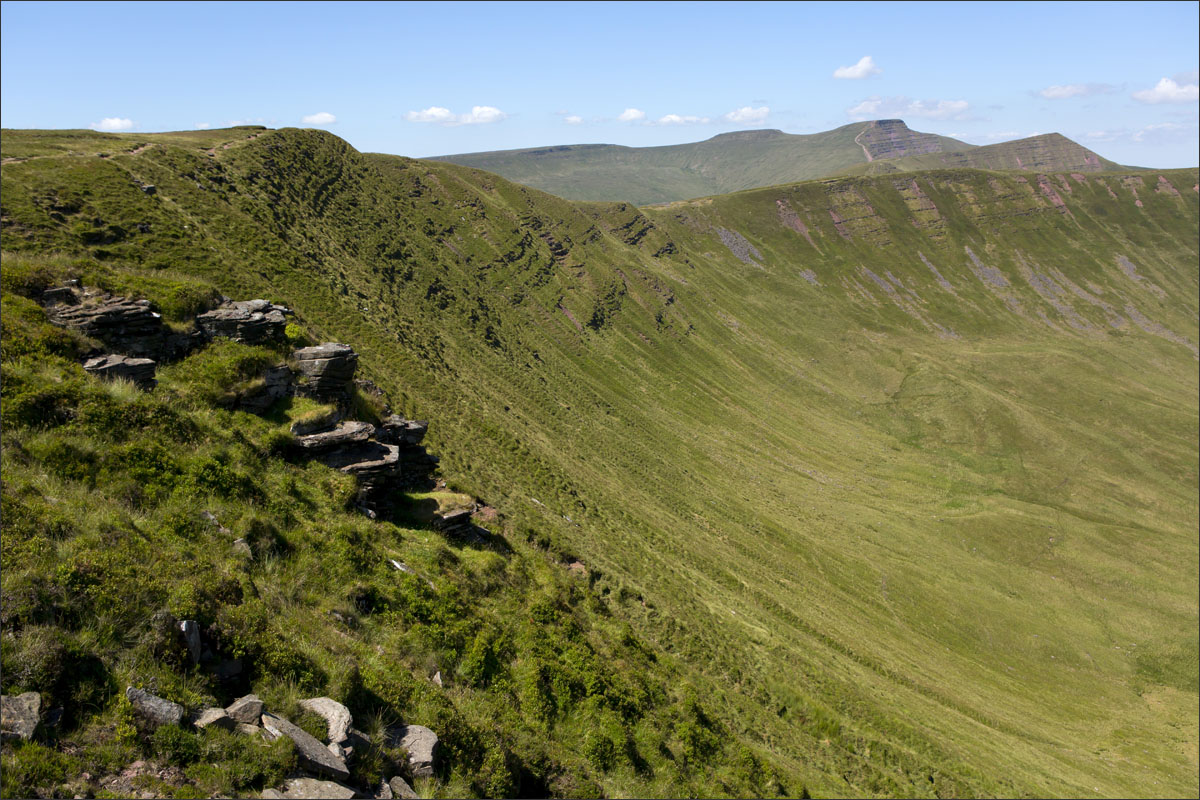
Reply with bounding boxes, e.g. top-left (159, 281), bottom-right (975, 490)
top-left (2, 126), bottom-right (1197, 799)
top-left (427, 120), bottom-right (974, 205)
top-left (427, 120), bottom-right (1125, 205)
